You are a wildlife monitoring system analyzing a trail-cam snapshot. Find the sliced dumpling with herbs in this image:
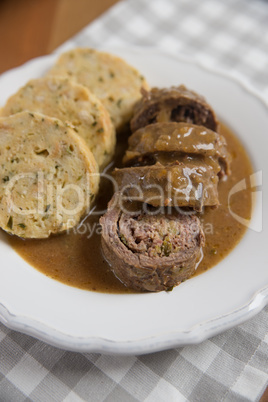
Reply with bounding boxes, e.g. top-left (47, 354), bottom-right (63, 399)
top-left (47, 48), bottom-right (149, 131)
top-left (0, 111), bottom-right (99, 238)
top-left (0, 76), bottom-right (115, 169)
